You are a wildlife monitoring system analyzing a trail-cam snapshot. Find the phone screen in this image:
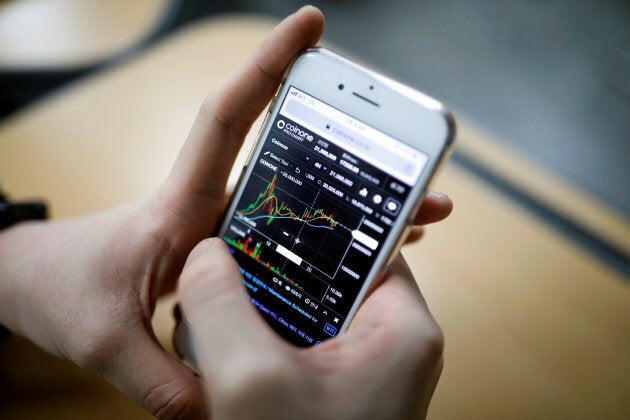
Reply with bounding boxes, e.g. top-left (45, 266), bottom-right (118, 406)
top-left (221, 86), bottom-right (429, 346)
